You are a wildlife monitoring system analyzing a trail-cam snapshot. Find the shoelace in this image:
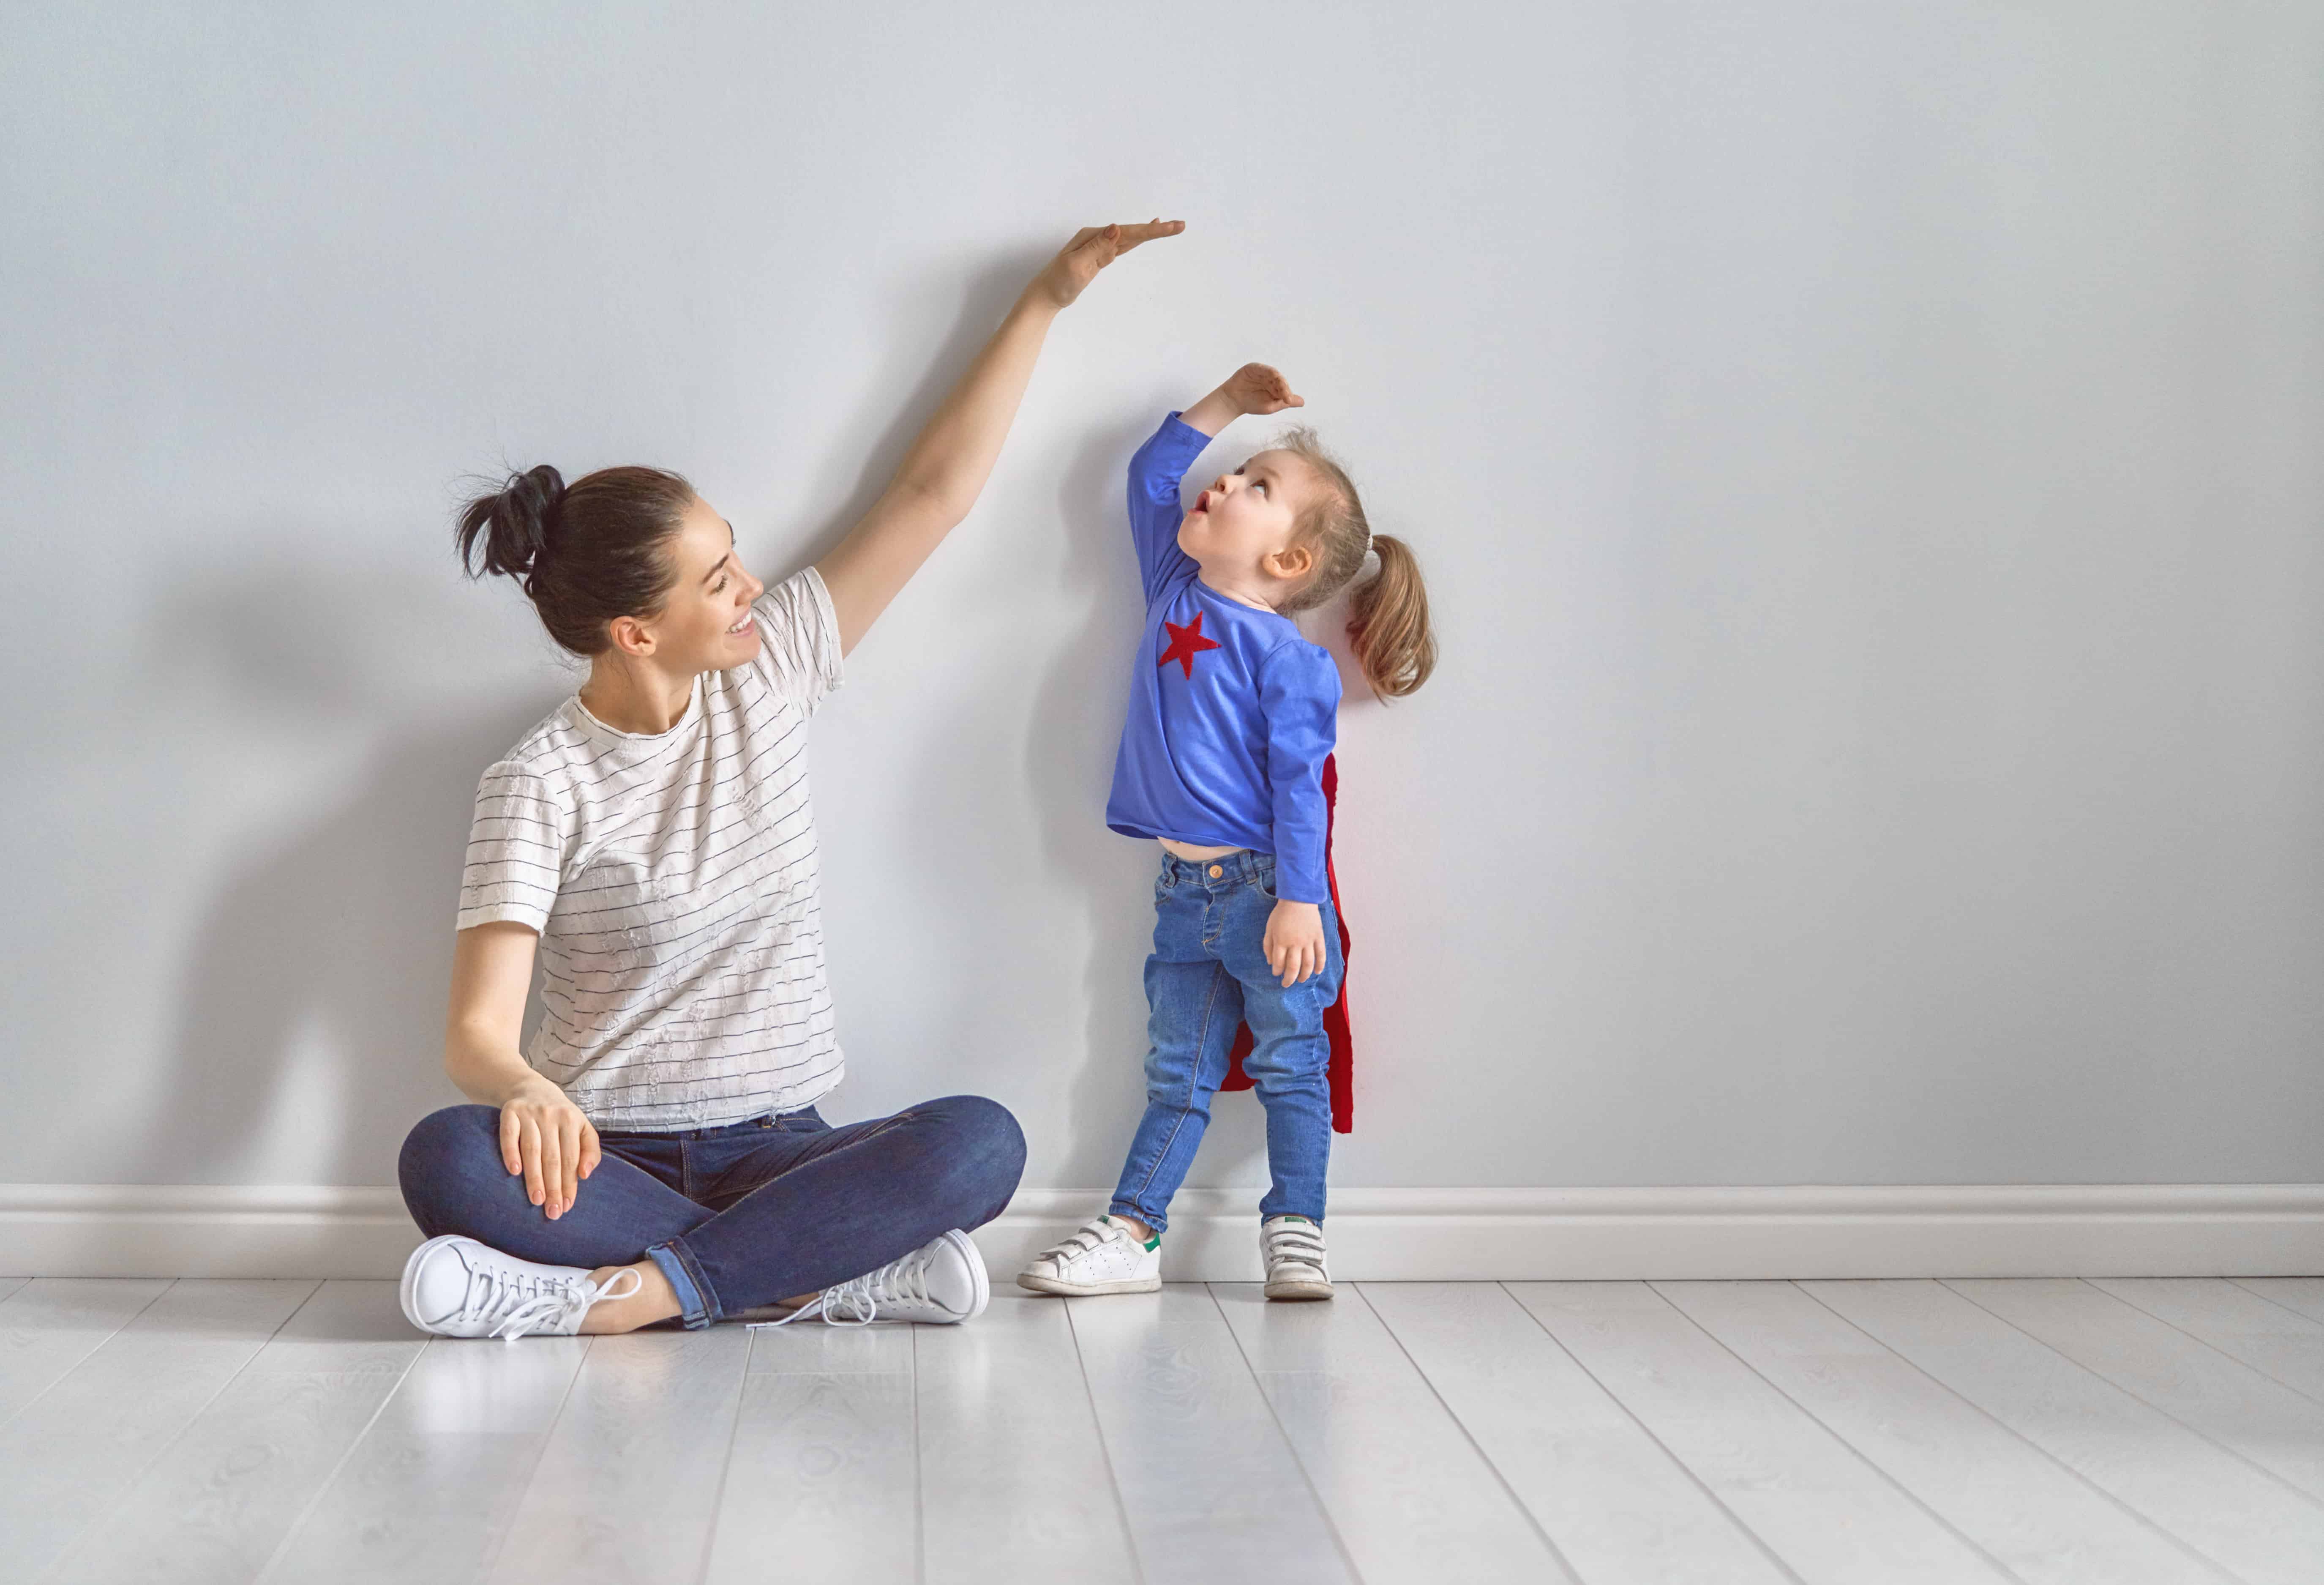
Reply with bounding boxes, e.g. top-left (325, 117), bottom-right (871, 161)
top-left (1033, 1217), bottom-right (1129, 1270)
top-left (466, 1263), bottom-right (641, 1343)
top-left (1264, 1222), bottom-right (1328, 1273)
top-left (750, 1243), bottom-right (938, 1331)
